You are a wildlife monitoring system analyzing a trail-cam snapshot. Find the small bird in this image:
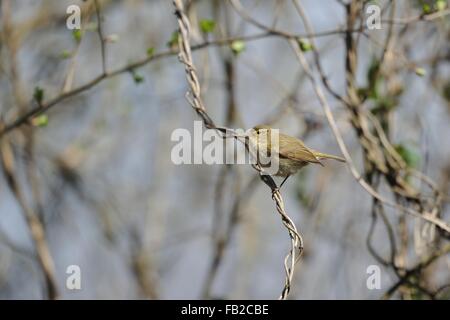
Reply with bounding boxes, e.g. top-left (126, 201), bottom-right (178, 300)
top-left (247, 125), bottom-right (345, 188)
